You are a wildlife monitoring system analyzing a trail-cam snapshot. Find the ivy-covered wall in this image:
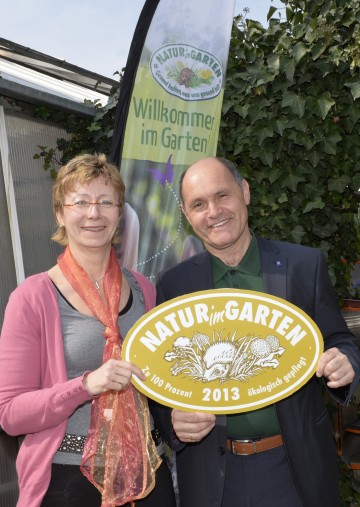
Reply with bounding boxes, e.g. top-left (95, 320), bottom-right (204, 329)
top-left (218, 0), bottom-right (360, 300)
